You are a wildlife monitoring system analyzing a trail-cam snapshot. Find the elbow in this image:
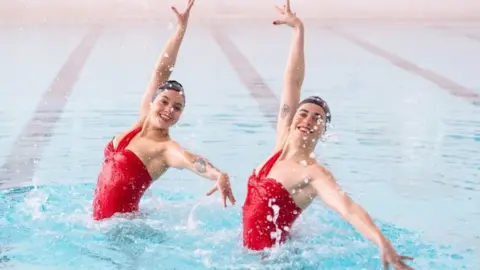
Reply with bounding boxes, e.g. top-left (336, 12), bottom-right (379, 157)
top-left (340, 200), bottom-right (358, 222)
